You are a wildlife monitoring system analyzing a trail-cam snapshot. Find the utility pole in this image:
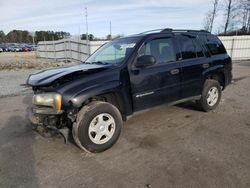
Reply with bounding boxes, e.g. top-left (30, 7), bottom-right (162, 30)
top-left (110, 21), bottom-right (112, 40)
top-left (85, 7), bottom-right (90, 56)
